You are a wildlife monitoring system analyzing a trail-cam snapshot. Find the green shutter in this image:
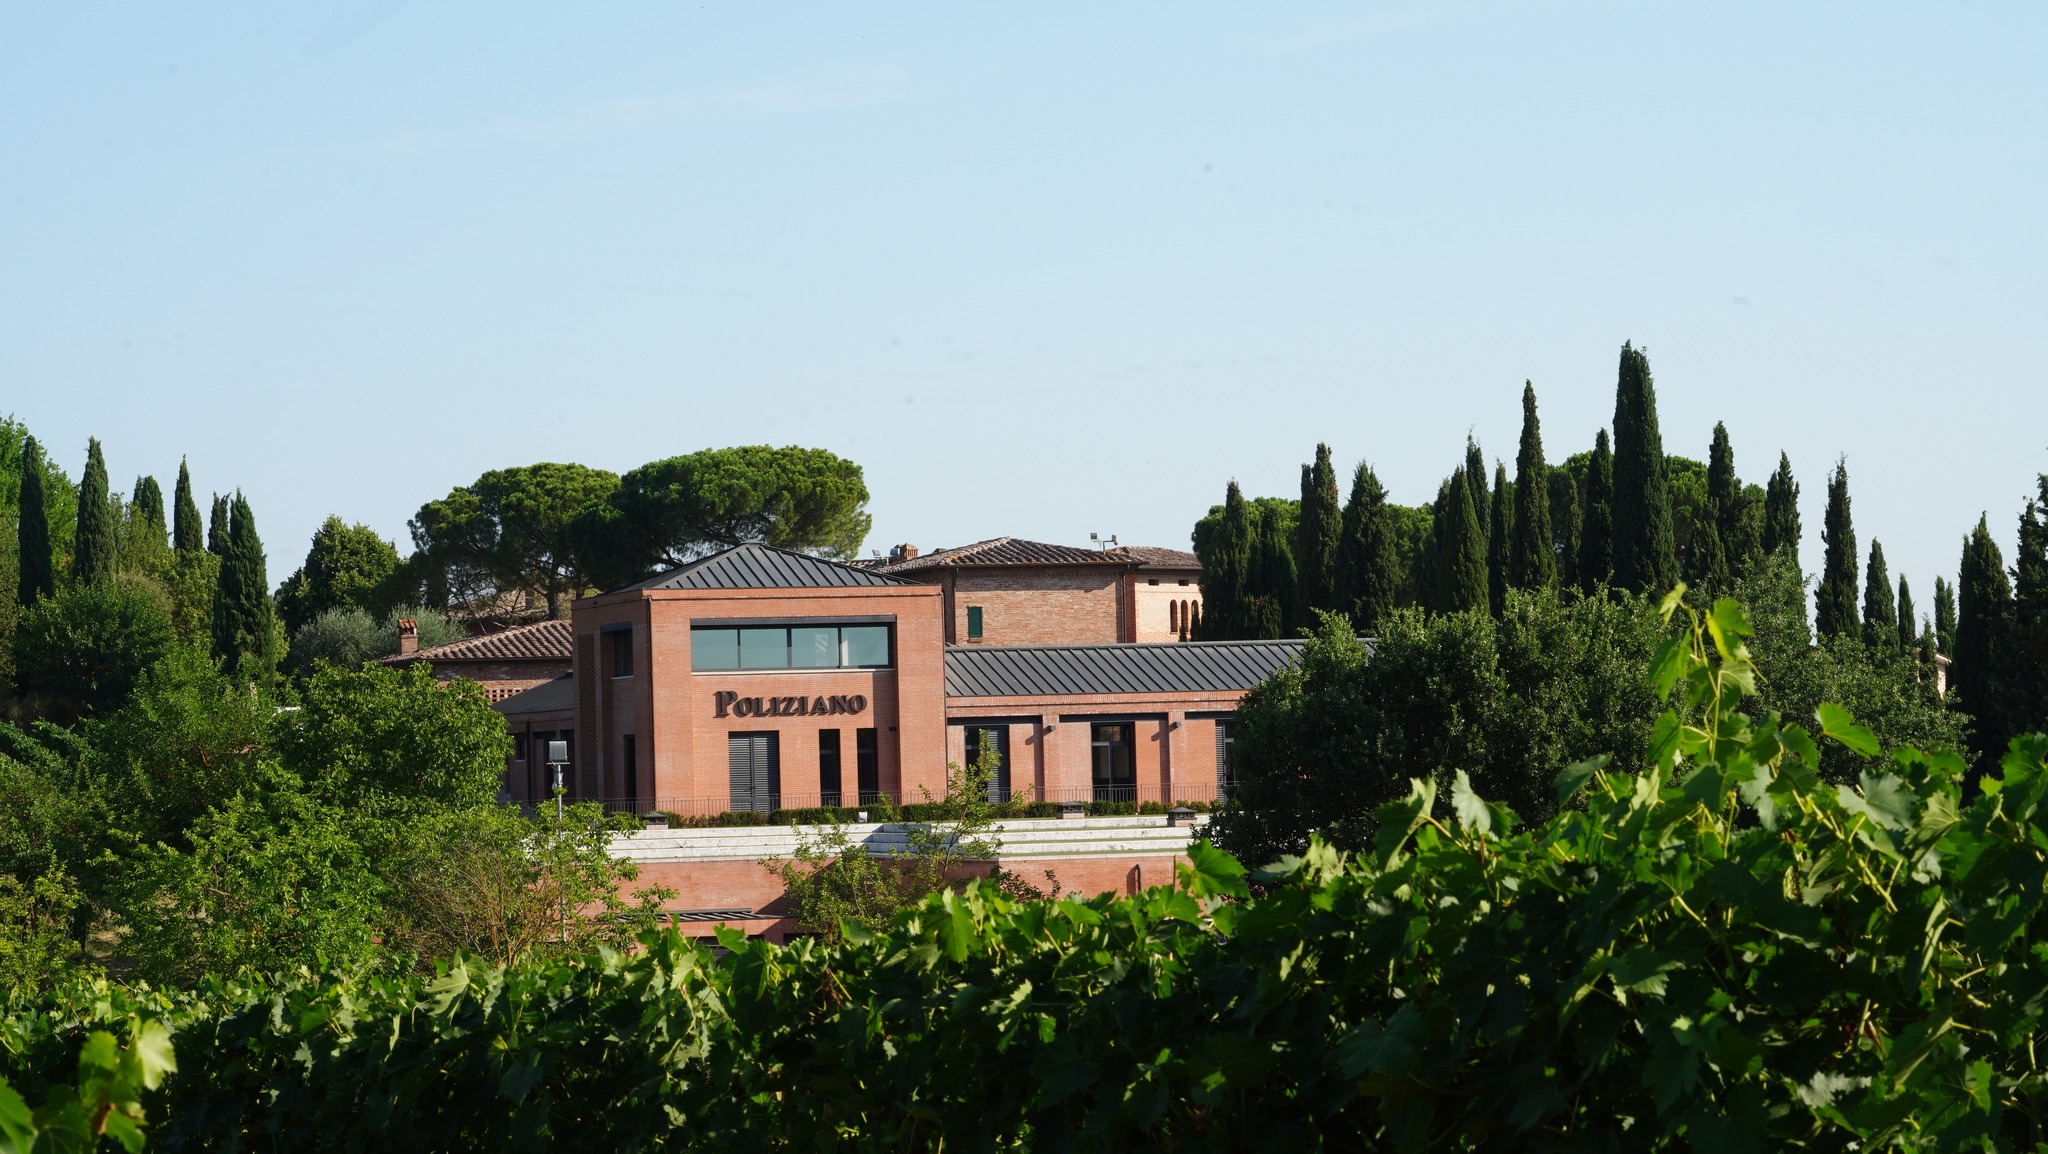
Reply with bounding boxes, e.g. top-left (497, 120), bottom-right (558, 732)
top-left (967, 606), bottom-right (984, 640)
